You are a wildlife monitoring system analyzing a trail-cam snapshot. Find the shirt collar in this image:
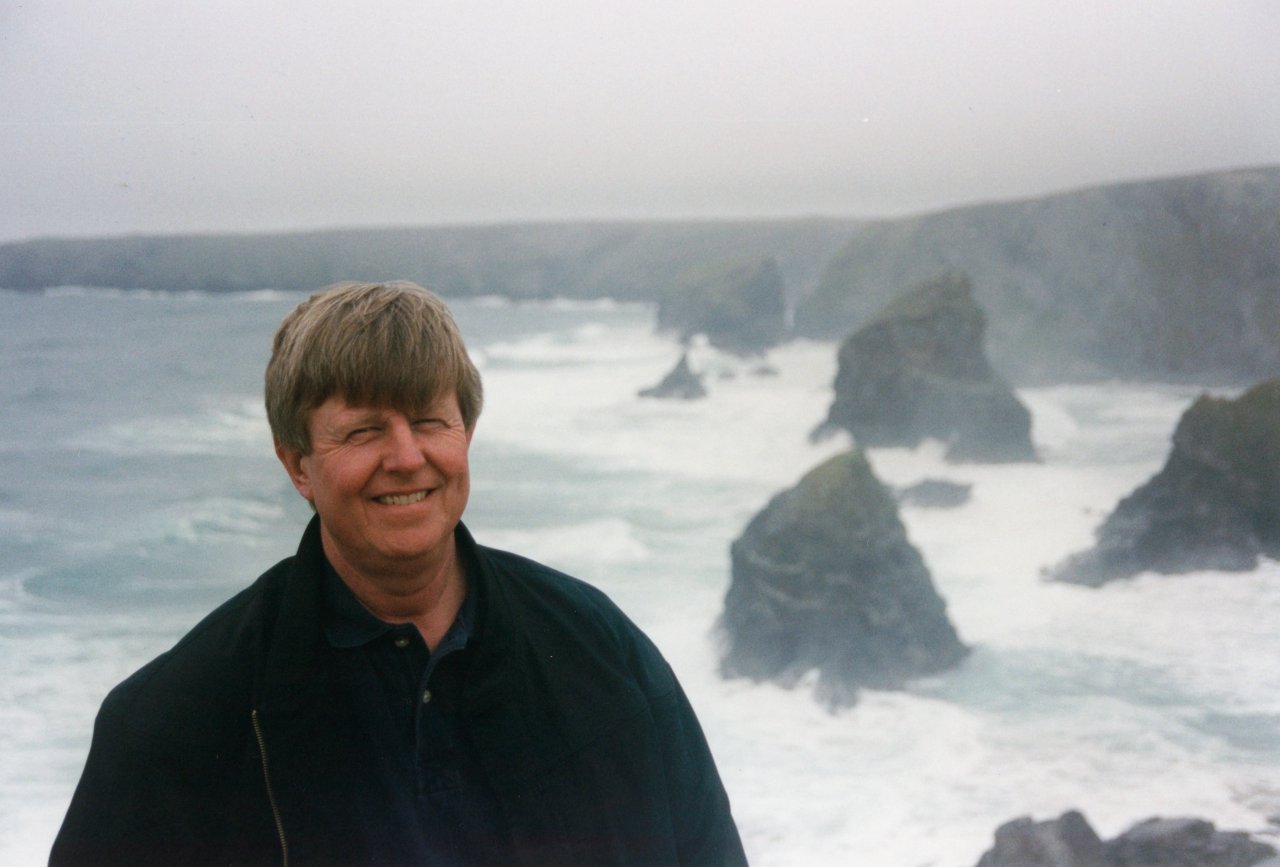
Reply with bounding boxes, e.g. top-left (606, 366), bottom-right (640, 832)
top-left (322, 553), bottom-right (476, 650)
